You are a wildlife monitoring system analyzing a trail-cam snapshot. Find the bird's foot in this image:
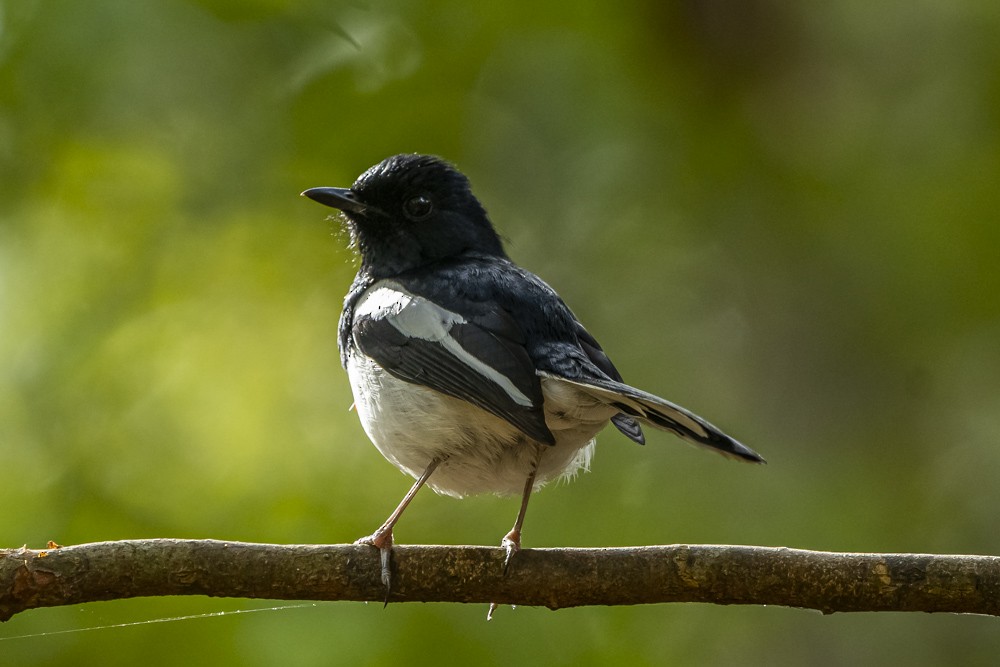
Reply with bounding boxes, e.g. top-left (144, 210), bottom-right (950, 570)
top-left (501, 528), bottom-right (521, 574)
top-left (355, 527), bottom-right (393, 601)
top-left (487, 530), bottom-right (526, 619)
